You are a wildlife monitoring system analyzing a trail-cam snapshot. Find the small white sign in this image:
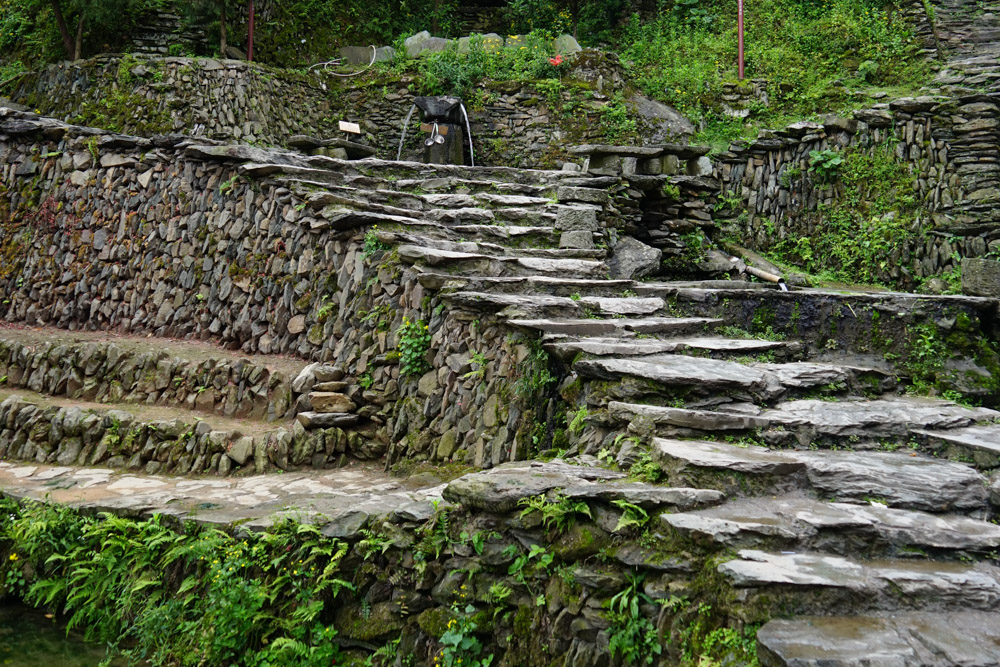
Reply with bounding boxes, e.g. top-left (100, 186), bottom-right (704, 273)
top-left (339, 121), bottom-right (361, 134)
